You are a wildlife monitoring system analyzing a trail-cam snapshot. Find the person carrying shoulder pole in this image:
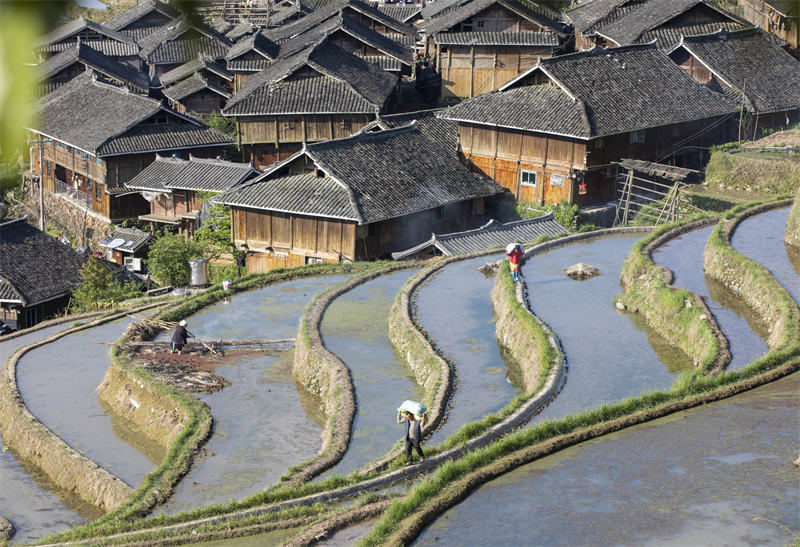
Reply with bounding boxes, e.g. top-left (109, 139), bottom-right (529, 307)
top-left (171, 319), bottom-right (192, 354)
top-left (398, 410), bottom-right (425, 465)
